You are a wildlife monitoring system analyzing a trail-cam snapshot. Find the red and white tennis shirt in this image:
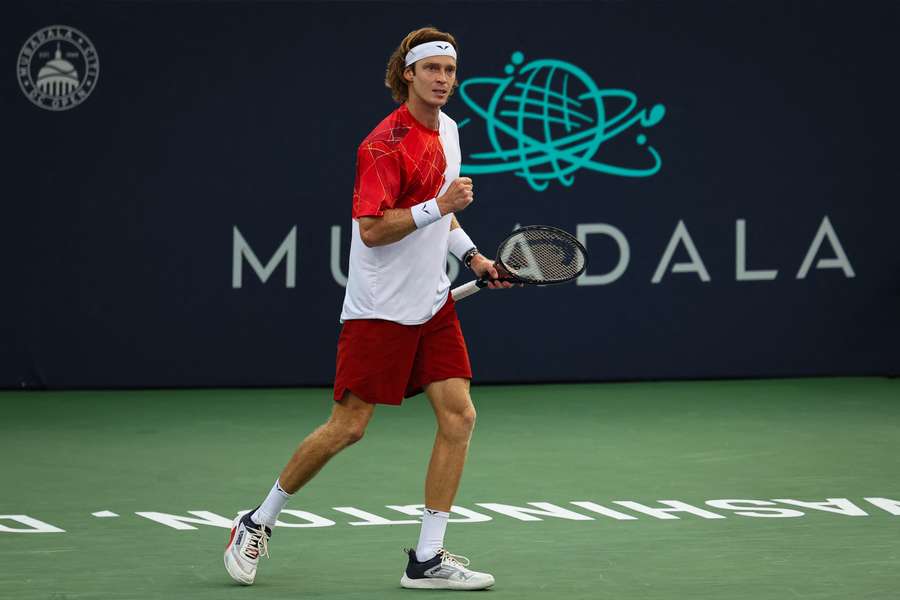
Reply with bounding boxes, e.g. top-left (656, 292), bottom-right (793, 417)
top-left (341, 104), bottom-right (461, 325)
